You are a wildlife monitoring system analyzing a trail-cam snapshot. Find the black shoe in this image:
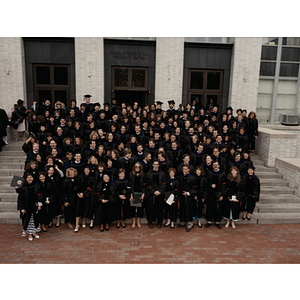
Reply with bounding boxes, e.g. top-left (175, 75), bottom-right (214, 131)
top-left (247, 216), bottom-right (251, 220)
top-left (121, 224), bottom-right (126, 228)
top-left (116, 224), bottom-right (120, 228)
top-left (242, 216), bottom-right (246, 220)
top-left (148, 223), bottom-right (154, 229)
top-left (55, 223), bottom-right (60, 228)
top-left (100, 227), bottom-right (104, 232)
top-left (205, 223), bottom-right (211, 228)
top-left (157, 224), bottom-right (162, 229)
top-left (215, 224), bottom-right (222, 229)
top-left (90, 224), bottom-right (94, 229)
top-left (164, 223), bottom-right (170, 227)
top-left (198, 224), bottom-right (202, 228)
top-left (186, 227), bottom-right (192, 232)
top-left (177, 224), bottom-right (183, 228)
top-left (171, 224), bottom-right (175, 229)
